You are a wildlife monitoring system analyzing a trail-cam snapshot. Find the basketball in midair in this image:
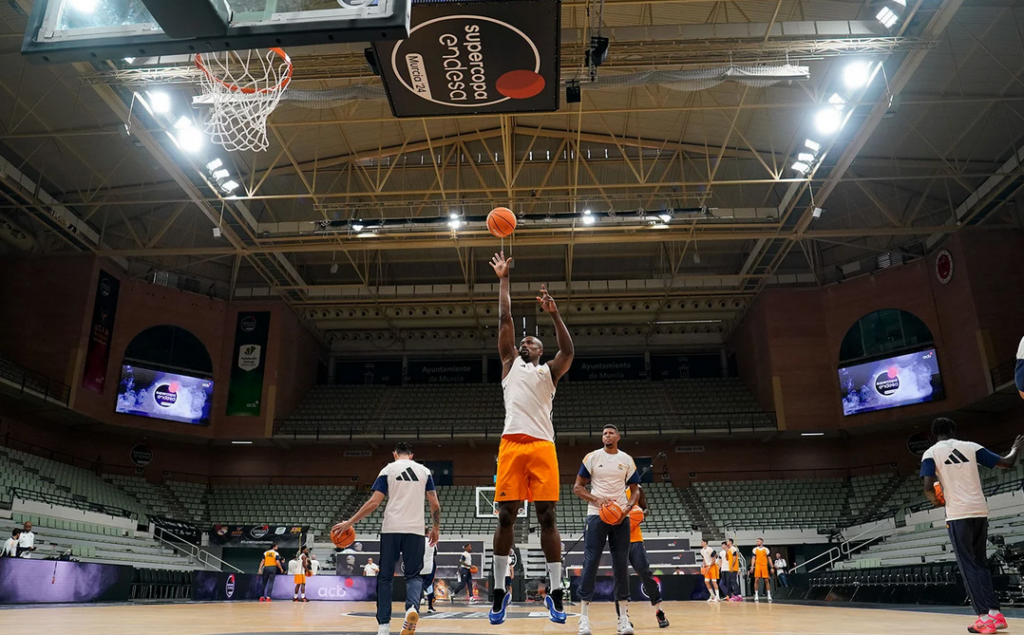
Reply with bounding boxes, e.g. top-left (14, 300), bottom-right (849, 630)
top-left (599, 501), bottom-right (624, 525)
top-left (331, 526), bottom-right (356, 549)
top-left (487, 207), bottom-right (517, 238)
